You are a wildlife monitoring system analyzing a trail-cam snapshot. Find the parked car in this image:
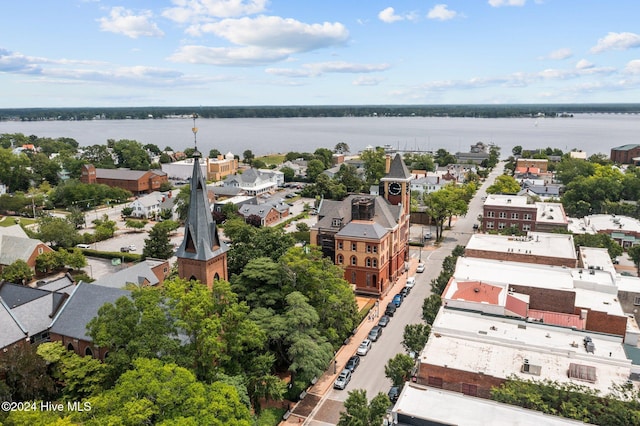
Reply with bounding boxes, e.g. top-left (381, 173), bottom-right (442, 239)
top-left (345, 355), bottom-right (360, 372)
top-left (76, 244), bottom-right (91, 249)
top-left (377, 315), bottom-right (390, 327)
top-left (384, 302), bottom-right (397, 317)
top-left (400, 287), bottom-right (410, 298)
top-left (368, 325), bottom-right (383, 342)
top-left (473, 223), bottom-right (479, 230)
top-left (405, 276), bottom-right (416, 289)
top-left (392, 293), bottom-right (403, 308)
top-left (356, 339), bottom-right (372, 356)
top-left (388, 386), bottom-right (400, 403)
top-left (423, 232), bottom-right (432, 241)
top-left (333, 369), bottom-right (352, 390)
top-left (416, 263), bottom-right (425, 273)
top-left (120, 244), bottom-right (137, 252)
